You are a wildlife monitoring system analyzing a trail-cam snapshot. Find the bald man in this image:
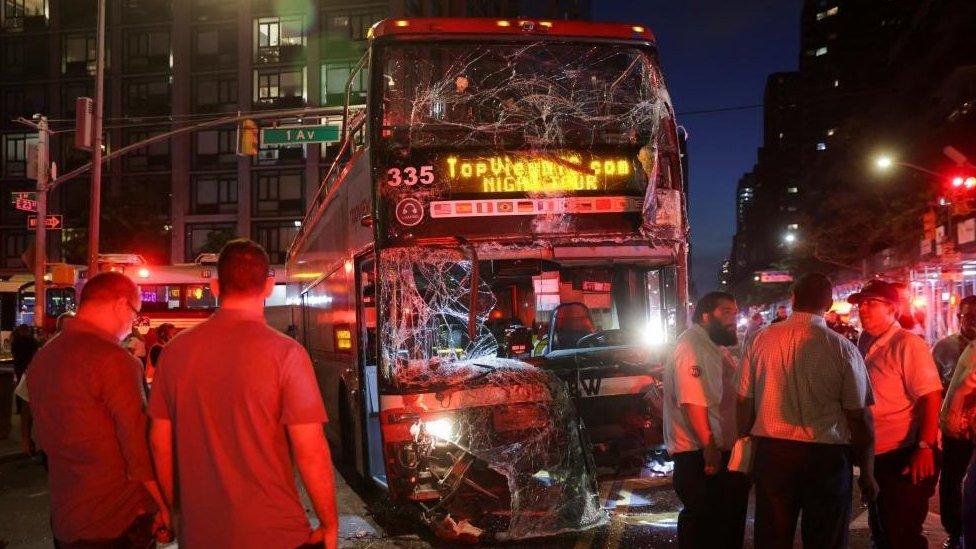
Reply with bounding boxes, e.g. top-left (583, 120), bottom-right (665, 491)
top-left (27, 272), bottom-right (169, 547)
